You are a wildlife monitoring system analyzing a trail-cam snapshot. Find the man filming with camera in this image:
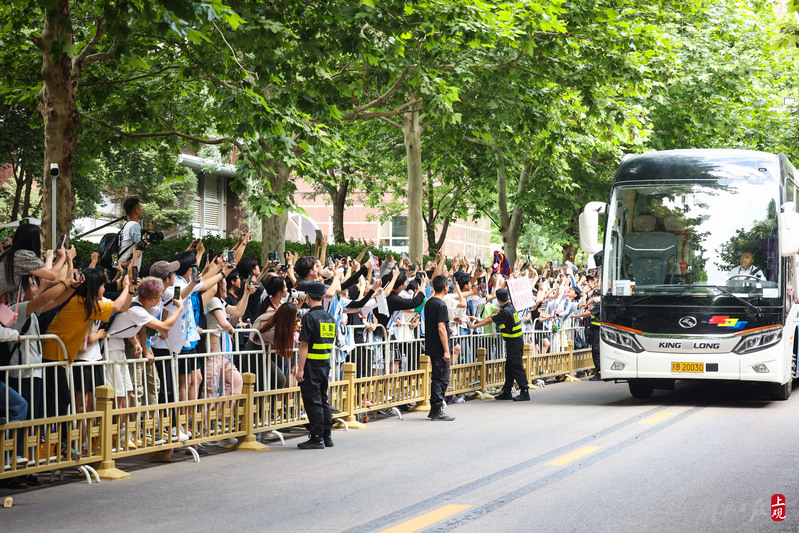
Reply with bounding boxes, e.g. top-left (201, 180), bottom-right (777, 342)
top-left (119, 197), bottom-right (144, 268)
